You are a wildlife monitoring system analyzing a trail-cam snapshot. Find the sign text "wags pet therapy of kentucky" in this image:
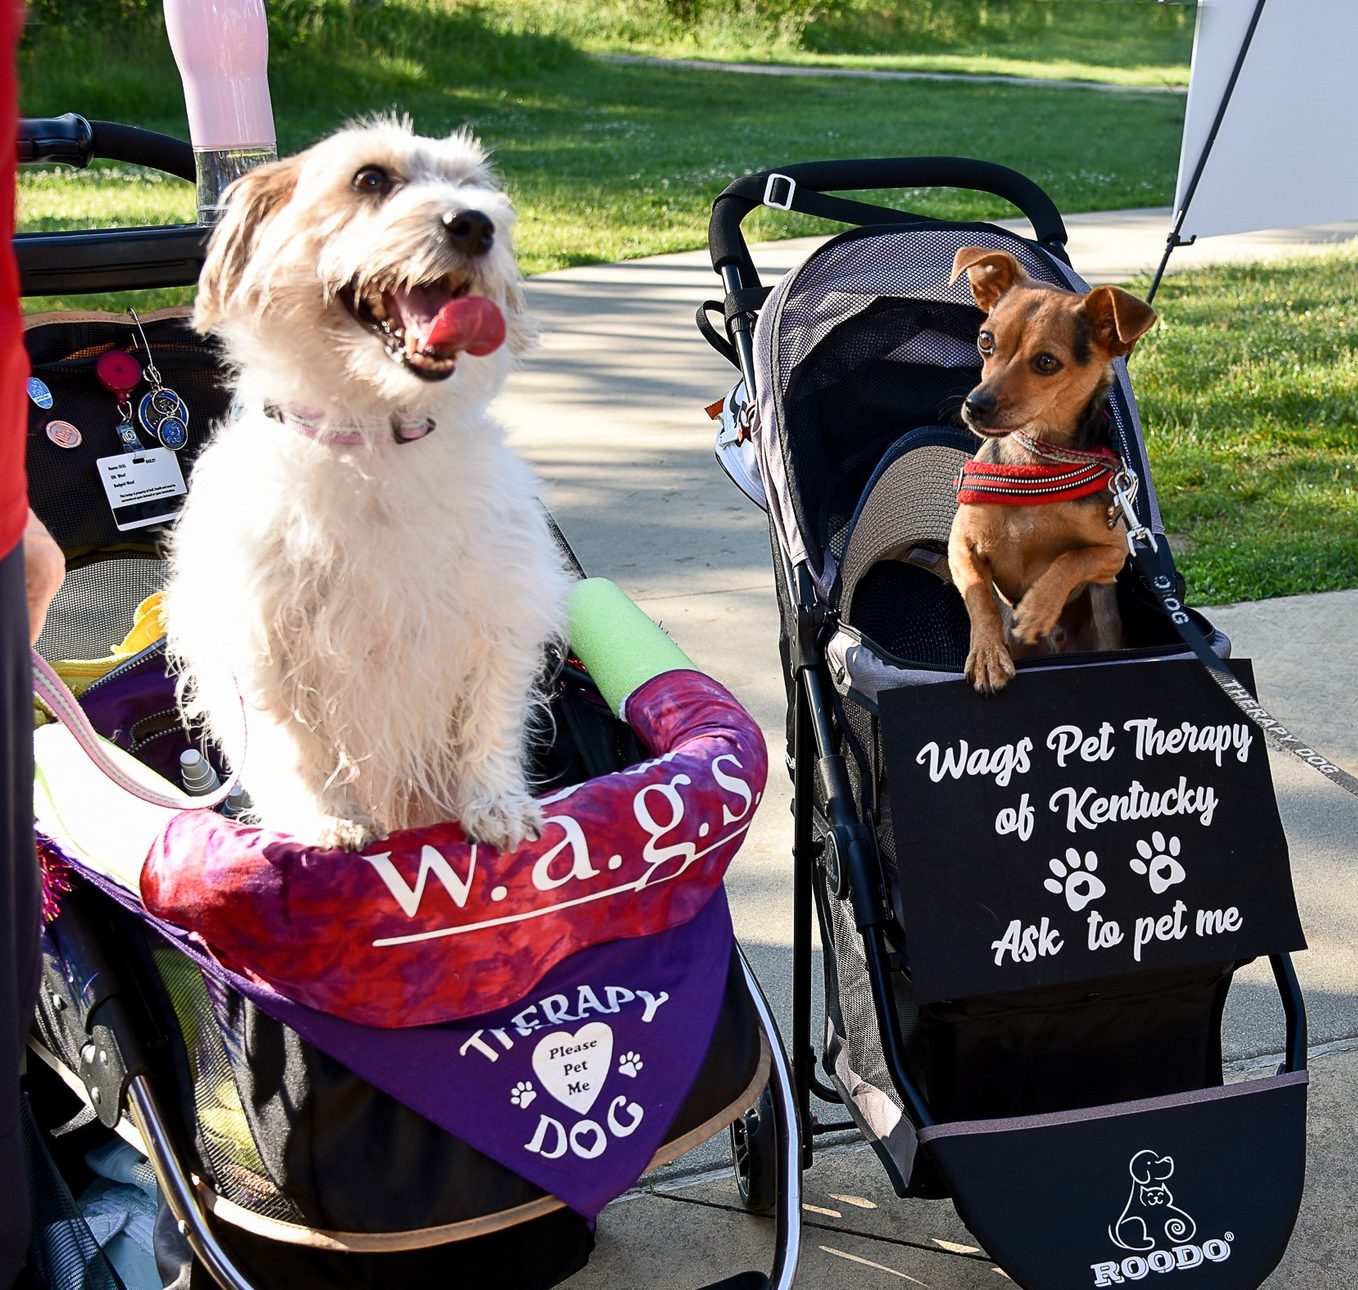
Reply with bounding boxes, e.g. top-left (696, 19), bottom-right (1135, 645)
top-left (881, 659), bottom-right (1304, 1003)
